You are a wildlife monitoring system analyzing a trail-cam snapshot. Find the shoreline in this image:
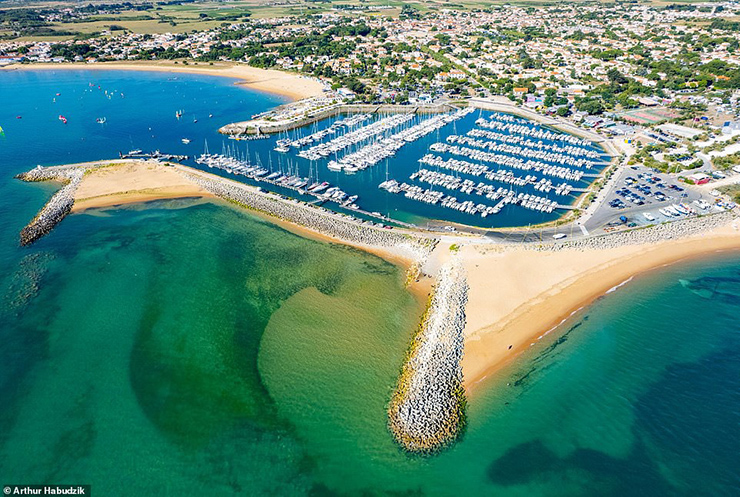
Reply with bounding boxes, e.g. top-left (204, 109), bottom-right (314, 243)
top-left (18, 160), bottom-right (433, 294)
top-left (18, 160), bottom-right (740, 404)
top-left (0, 61), bottom-right (326, 101)
top-left (460, 221), bottom-right (740, 392)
